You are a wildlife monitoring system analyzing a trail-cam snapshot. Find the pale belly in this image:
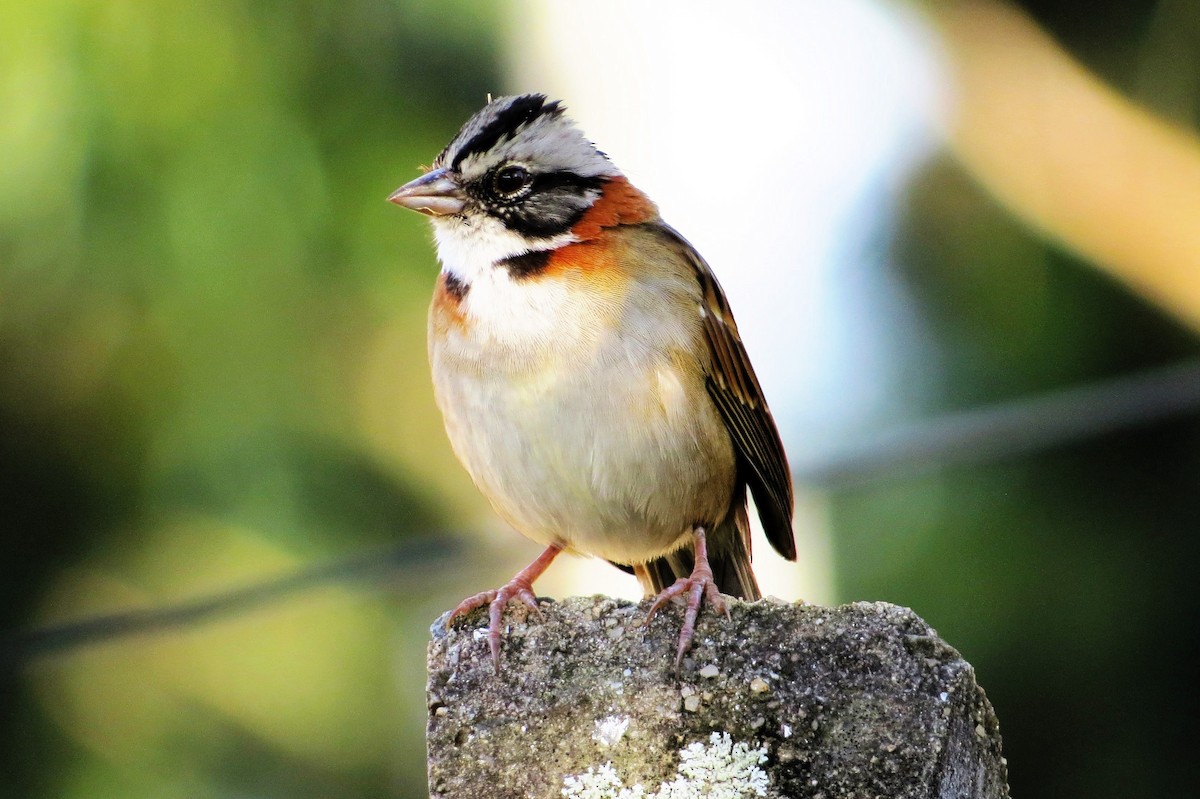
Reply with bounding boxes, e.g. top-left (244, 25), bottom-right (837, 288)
top-left (430, 336), bottom-right (736, 565)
